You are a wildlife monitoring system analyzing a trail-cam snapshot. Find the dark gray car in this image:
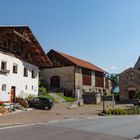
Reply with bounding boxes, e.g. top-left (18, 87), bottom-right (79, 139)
top-left (28, 97), bottom-right (53, 110)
